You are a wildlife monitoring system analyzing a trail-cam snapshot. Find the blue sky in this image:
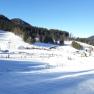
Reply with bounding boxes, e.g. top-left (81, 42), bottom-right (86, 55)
top-left (0, 0), bottom-right (94, 37)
